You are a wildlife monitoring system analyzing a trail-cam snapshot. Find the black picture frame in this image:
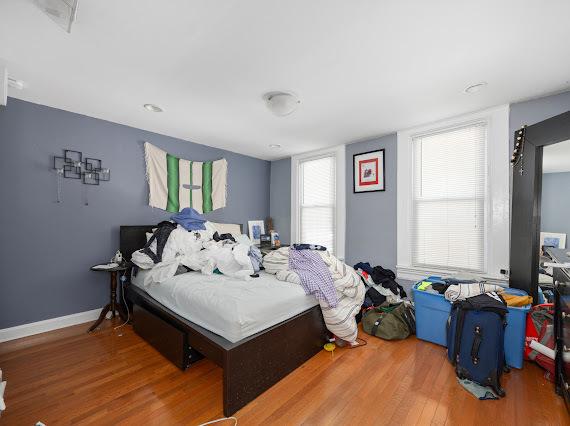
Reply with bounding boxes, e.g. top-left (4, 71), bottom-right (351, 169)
top-left (353, 149), bottom-right (386, 193)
